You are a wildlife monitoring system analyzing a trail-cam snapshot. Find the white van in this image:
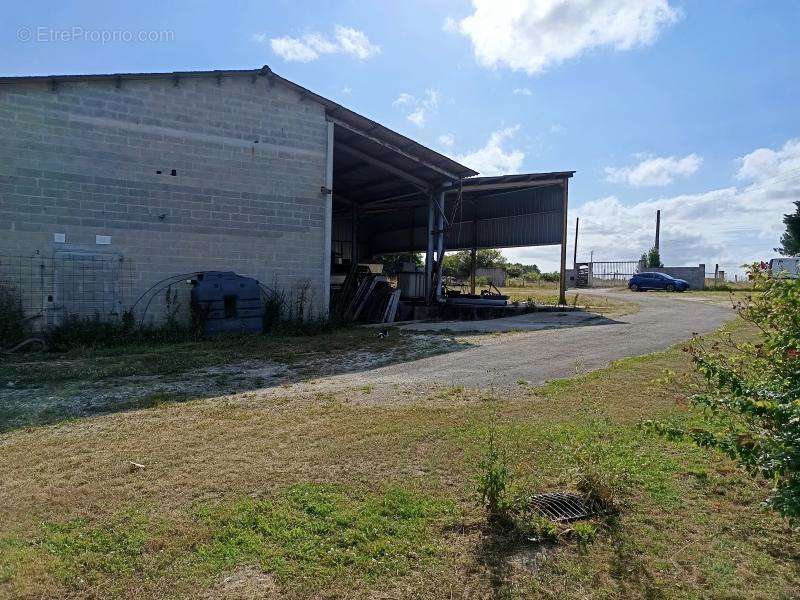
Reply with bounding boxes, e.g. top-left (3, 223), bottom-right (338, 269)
top-left (769, 257), bottom-right (799, 278)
